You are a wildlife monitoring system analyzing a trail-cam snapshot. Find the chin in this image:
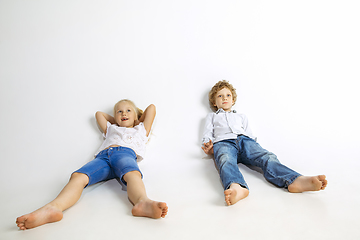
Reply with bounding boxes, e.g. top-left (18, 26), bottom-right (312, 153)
top-left (122, 122), bottom-right (134, 128)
